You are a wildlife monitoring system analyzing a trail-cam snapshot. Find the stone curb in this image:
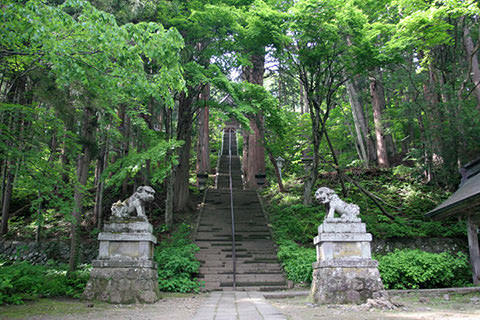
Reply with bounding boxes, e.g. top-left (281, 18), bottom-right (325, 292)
top-left (388, 287), bottom-right (480, 295)
top-left (192, 188), bottom-right (209, 241)
top-left (255, 191), bottom-right (278, 249)
top-left (262, 290), bottom-right (310, 299)
top-left (262, 287), bottom-right (480, 300)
